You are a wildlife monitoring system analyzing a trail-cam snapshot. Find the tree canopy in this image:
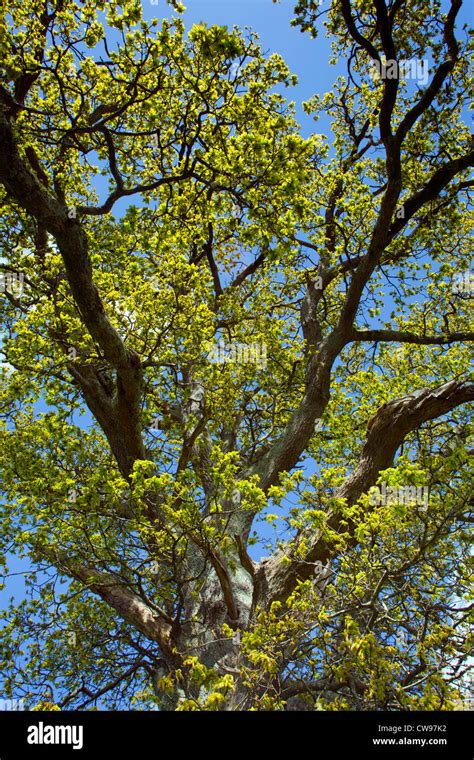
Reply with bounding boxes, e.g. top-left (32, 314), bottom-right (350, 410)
top-left (0, 0), bottom-right (472, 711)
